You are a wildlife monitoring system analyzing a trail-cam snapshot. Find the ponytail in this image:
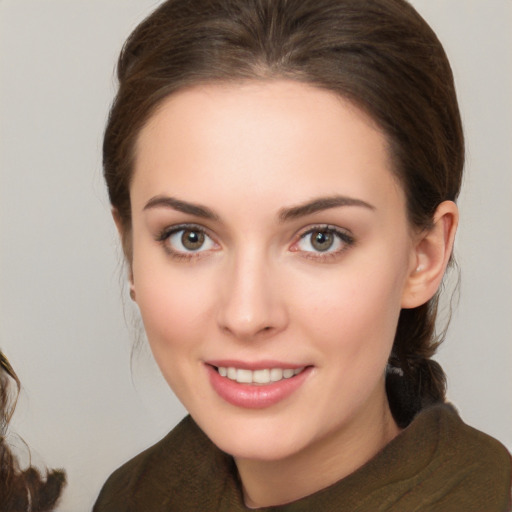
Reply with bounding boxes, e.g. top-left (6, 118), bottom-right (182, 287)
top-left (386, 302), bottom-right (447, 427)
